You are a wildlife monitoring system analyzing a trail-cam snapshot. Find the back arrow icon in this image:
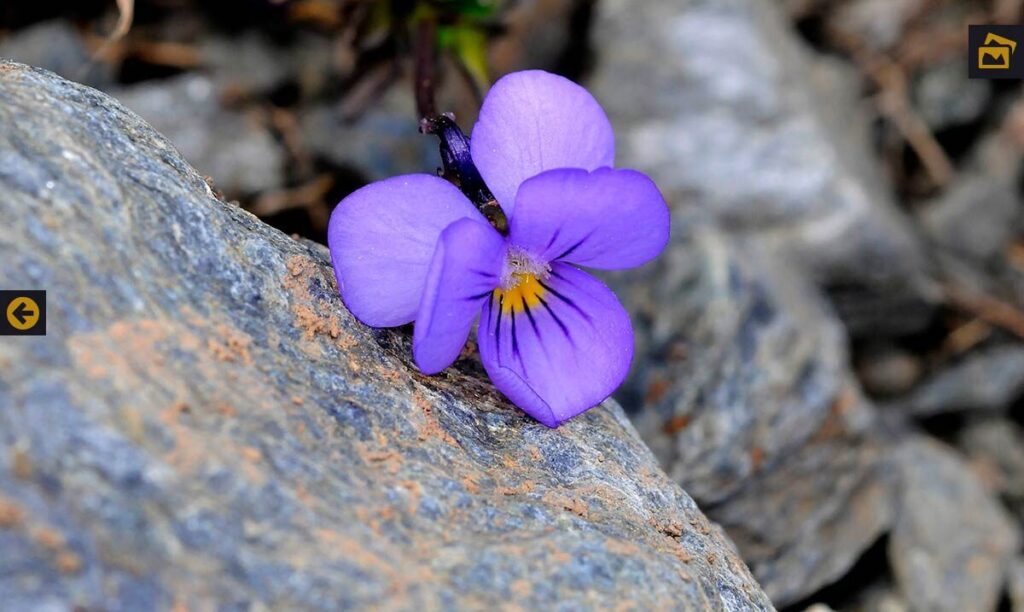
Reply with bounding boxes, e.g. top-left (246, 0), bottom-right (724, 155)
top-left (12, 302), bottom-right (34, 325)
